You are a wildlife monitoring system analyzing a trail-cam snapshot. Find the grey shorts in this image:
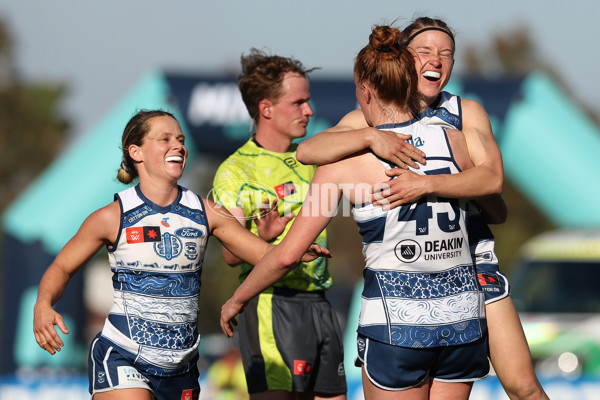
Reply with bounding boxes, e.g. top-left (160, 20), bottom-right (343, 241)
top-left (238, 287), bottom-right (347, 395)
